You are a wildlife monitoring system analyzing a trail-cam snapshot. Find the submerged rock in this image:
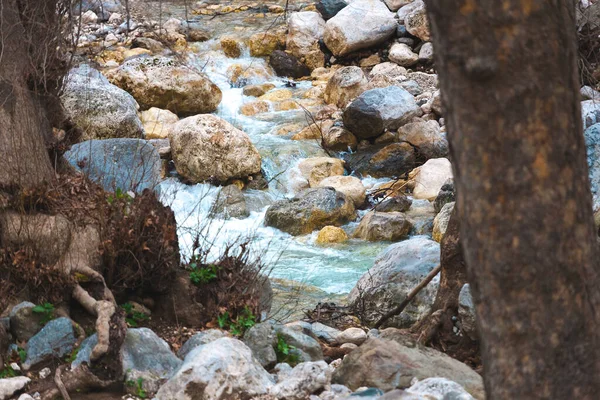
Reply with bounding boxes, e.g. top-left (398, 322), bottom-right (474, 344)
top-left (212, 185), bottom-right (249, 219)
top-left (170, 114), bottom-right (262, 184)
top-left (265, 187), bottom-right (356, 235)
top-left (349, 236), bottom-right (440, 327)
